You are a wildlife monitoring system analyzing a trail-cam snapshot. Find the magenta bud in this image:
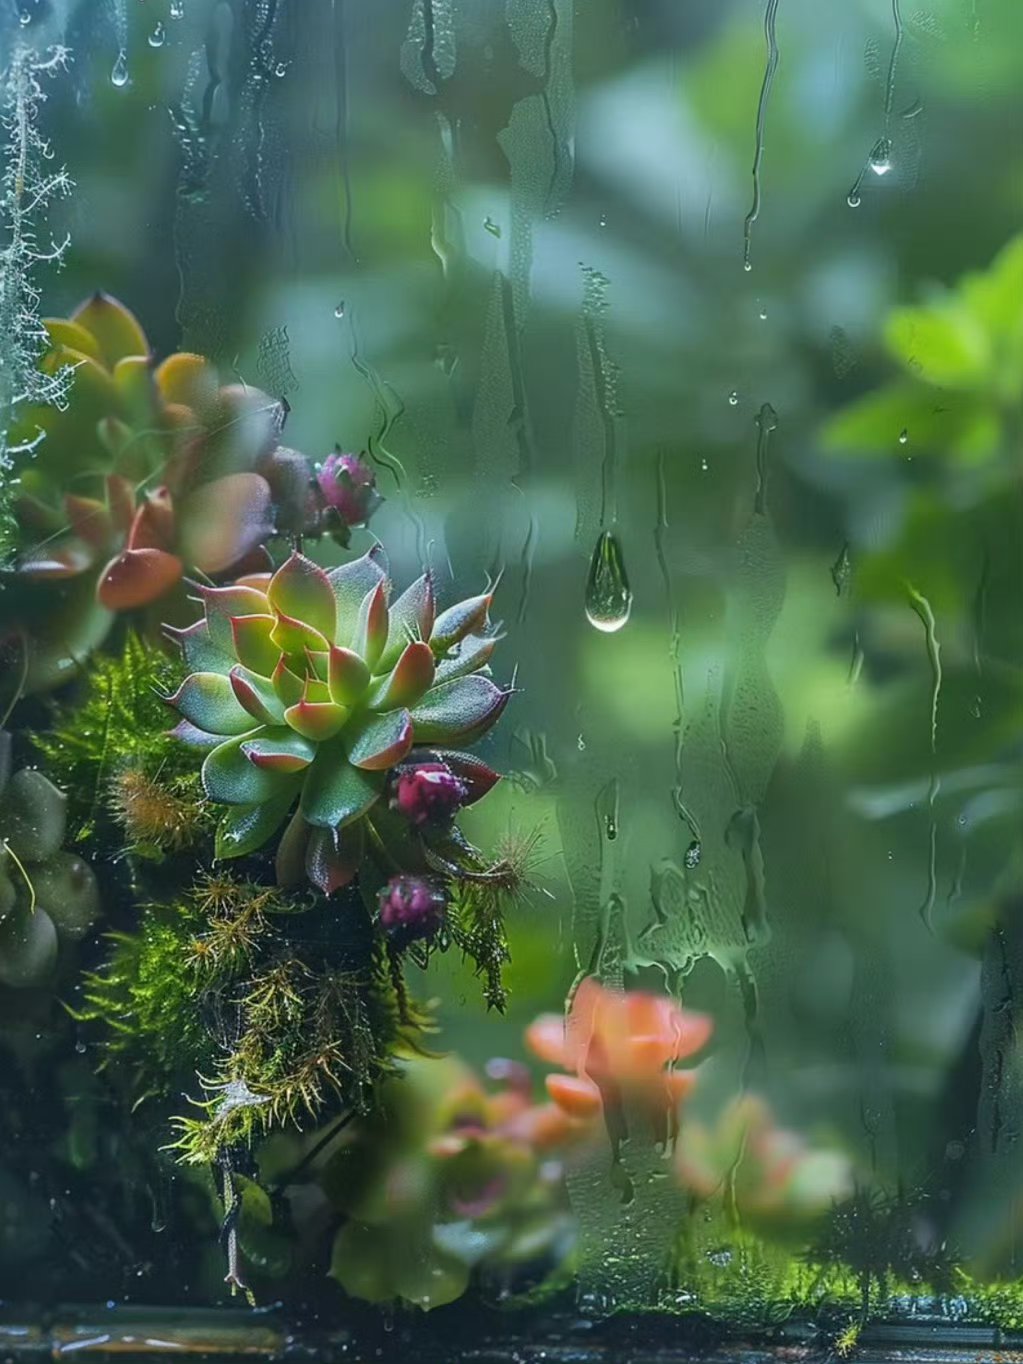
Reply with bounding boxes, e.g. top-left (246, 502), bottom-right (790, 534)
top-left (378, 875), bottom-right (447, 941)
top-left (392, 761), bottom-right (467, 827)
top-left (316, 451), bottom-right (380, 527)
